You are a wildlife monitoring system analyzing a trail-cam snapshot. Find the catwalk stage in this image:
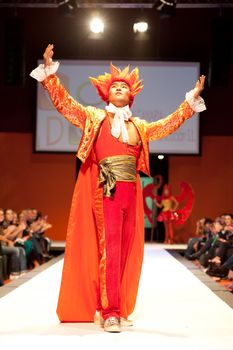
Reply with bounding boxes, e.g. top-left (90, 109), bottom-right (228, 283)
top-left (0, 244), bottom-right (233, 350)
